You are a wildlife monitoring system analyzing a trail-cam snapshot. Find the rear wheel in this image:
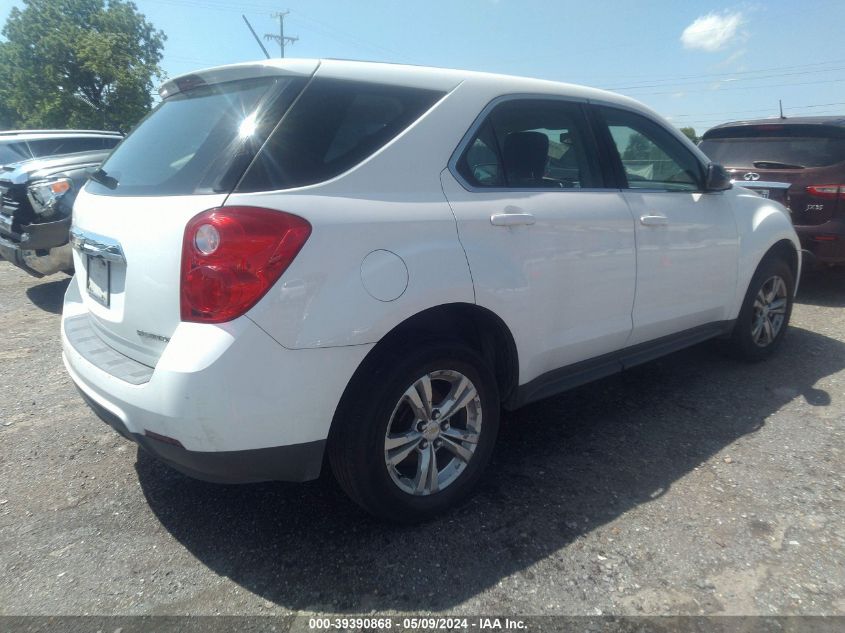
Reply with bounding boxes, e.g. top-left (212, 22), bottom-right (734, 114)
top-left (727, 256), bottom-right (794, 361)
top-left (328, 341), bottom-right (499, 523)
